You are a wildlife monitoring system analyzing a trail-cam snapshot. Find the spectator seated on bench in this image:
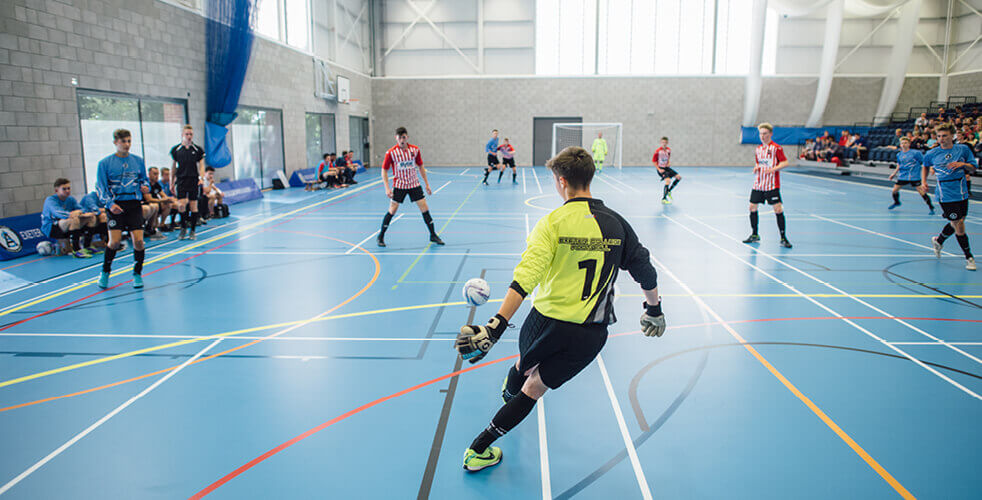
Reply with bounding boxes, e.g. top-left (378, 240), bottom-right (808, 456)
top-left (41, 178), bottom-right (98, 258)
